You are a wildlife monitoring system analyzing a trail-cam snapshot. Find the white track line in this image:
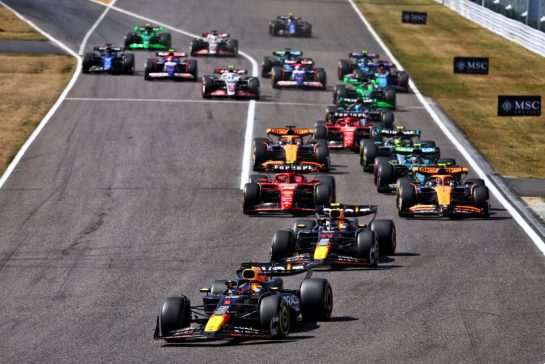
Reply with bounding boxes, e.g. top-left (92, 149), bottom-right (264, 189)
top-left (0, 0), bottom-right (115, 188)
top-left (65, 97), bottom-right (331, 107)
top-left (348, 0), bottom-right (545, 253)
top-left (78, 0), bottom-right (117, 55)
top-left (88, 0), bottom-right (259, 189)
